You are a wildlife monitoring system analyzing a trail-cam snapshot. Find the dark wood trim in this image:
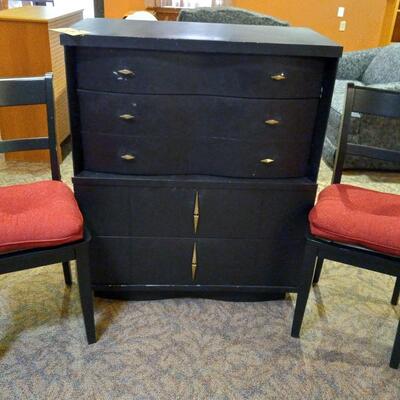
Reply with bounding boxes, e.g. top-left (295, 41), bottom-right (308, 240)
top-left (60, 19), bottom-right (342, 58)
top-left (0, 76), bottom-right (46, 106)
top-left (0, 138), bottom-right (49, 153)
top-left (347, 143), bottom-right (400, 163)
top-left (307, 58), bottom-right (339, 182)
top-left (92, 284), bottom-right (296, 292)
top-left (64, 46), bottom-right (84, 175)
